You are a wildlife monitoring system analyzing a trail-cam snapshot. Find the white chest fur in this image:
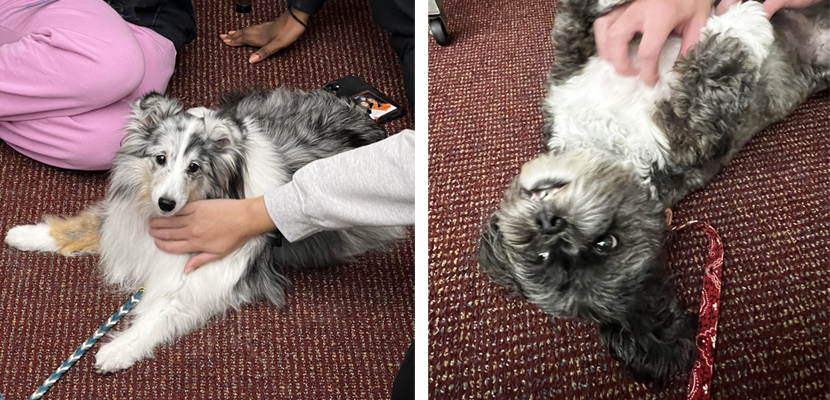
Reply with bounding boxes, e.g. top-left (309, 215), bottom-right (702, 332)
top-left (543, 38), bottom-right (682, 178)
top-left (98, 200), bottom-right (190, 288)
